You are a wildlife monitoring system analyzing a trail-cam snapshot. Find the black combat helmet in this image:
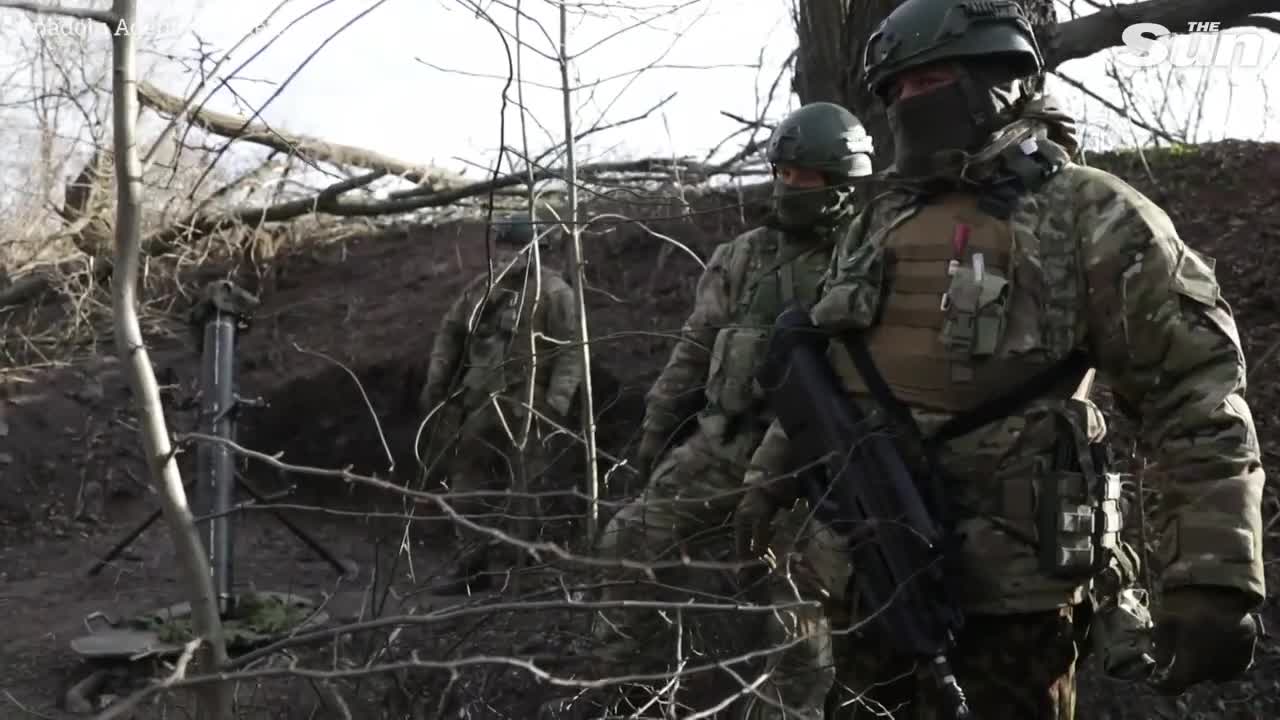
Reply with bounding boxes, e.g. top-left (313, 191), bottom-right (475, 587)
top-left (862, 0), bottom-right (1042, 101)
top-left (765, 102), bottom-right (875, 180)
